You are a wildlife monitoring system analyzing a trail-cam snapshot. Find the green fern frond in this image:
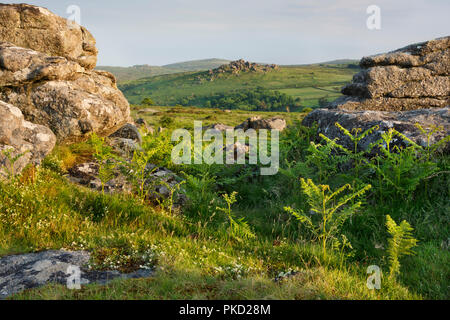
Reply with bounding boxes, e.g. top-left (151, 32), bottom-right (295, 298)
top-left (283, 206), bottom-right (315, 232)
top-left (319, 134), bottom-right (351, 154)
top-left (329, 184), bottom-right (371, 217)
top-left (286, 178), bottom-right (371, 260)
top-left (217, 192), bottom-right (256, 241)
top-left (386, 215), bottom-right (418, 278)
top-left (359, 125), bottom-right (380, 140)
